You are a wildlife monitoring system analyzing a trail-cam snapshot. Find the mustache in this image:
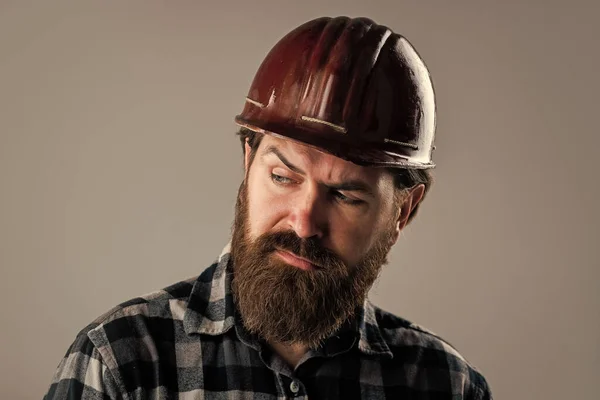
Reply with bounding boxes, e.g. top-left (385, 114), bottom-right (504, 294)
top-left (255, 230), bottom-right (345, 270)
